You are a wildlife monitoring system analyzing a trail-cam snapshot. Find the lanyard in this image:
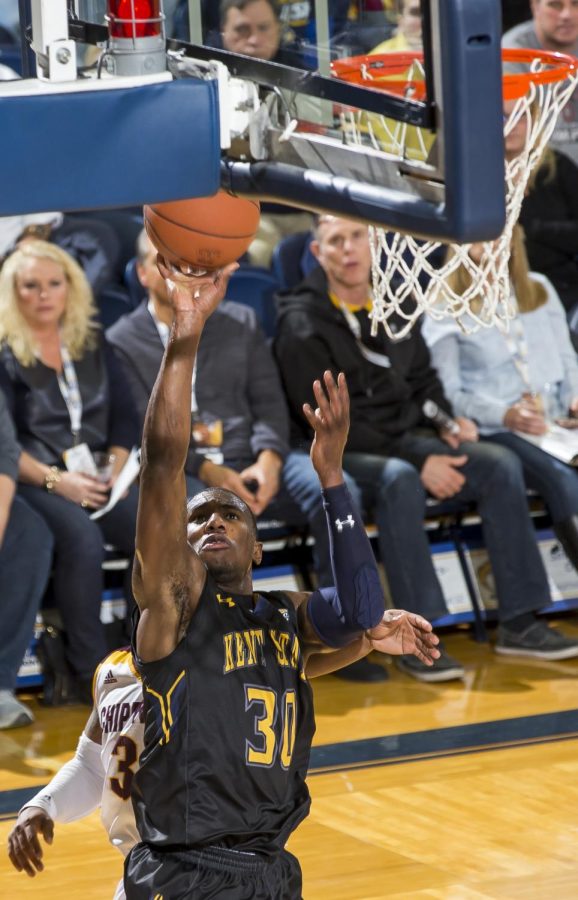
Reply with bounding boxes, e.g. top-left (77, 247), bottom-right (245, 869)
top-left (57, 339), bottom-right (83, 443)
top-left (148, 300), bottom-right (198, 414)
top-left (329, 292), bottom-right (392, 368)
